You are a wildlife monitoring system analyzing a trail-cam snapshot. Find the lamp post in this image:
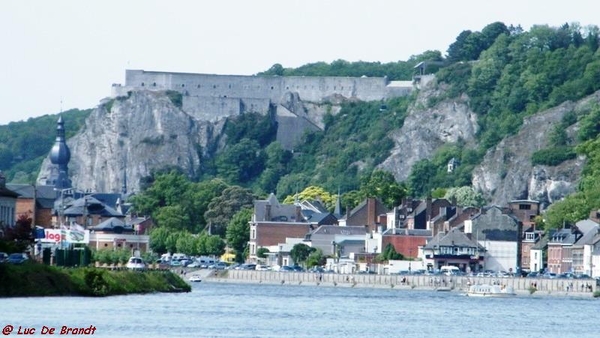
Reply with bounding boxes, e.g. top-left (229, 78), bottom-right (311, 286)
top-left (409, 248), bottom-right (412, 273)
